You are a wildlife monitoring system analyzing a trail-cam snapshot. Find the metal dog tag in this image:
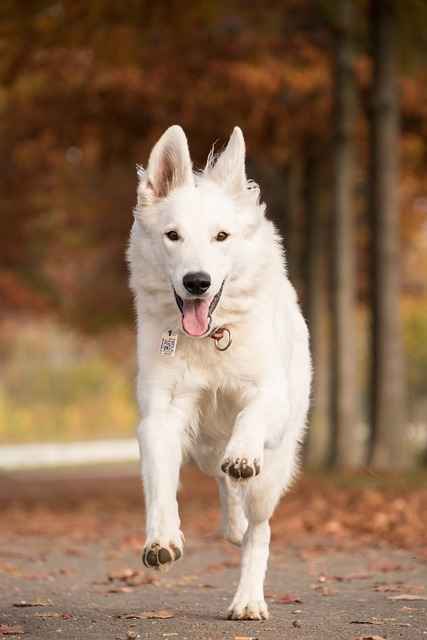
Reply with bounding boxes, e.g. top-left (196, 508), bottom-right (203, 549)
top-left (160, 331), bottom-right (178, 357)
